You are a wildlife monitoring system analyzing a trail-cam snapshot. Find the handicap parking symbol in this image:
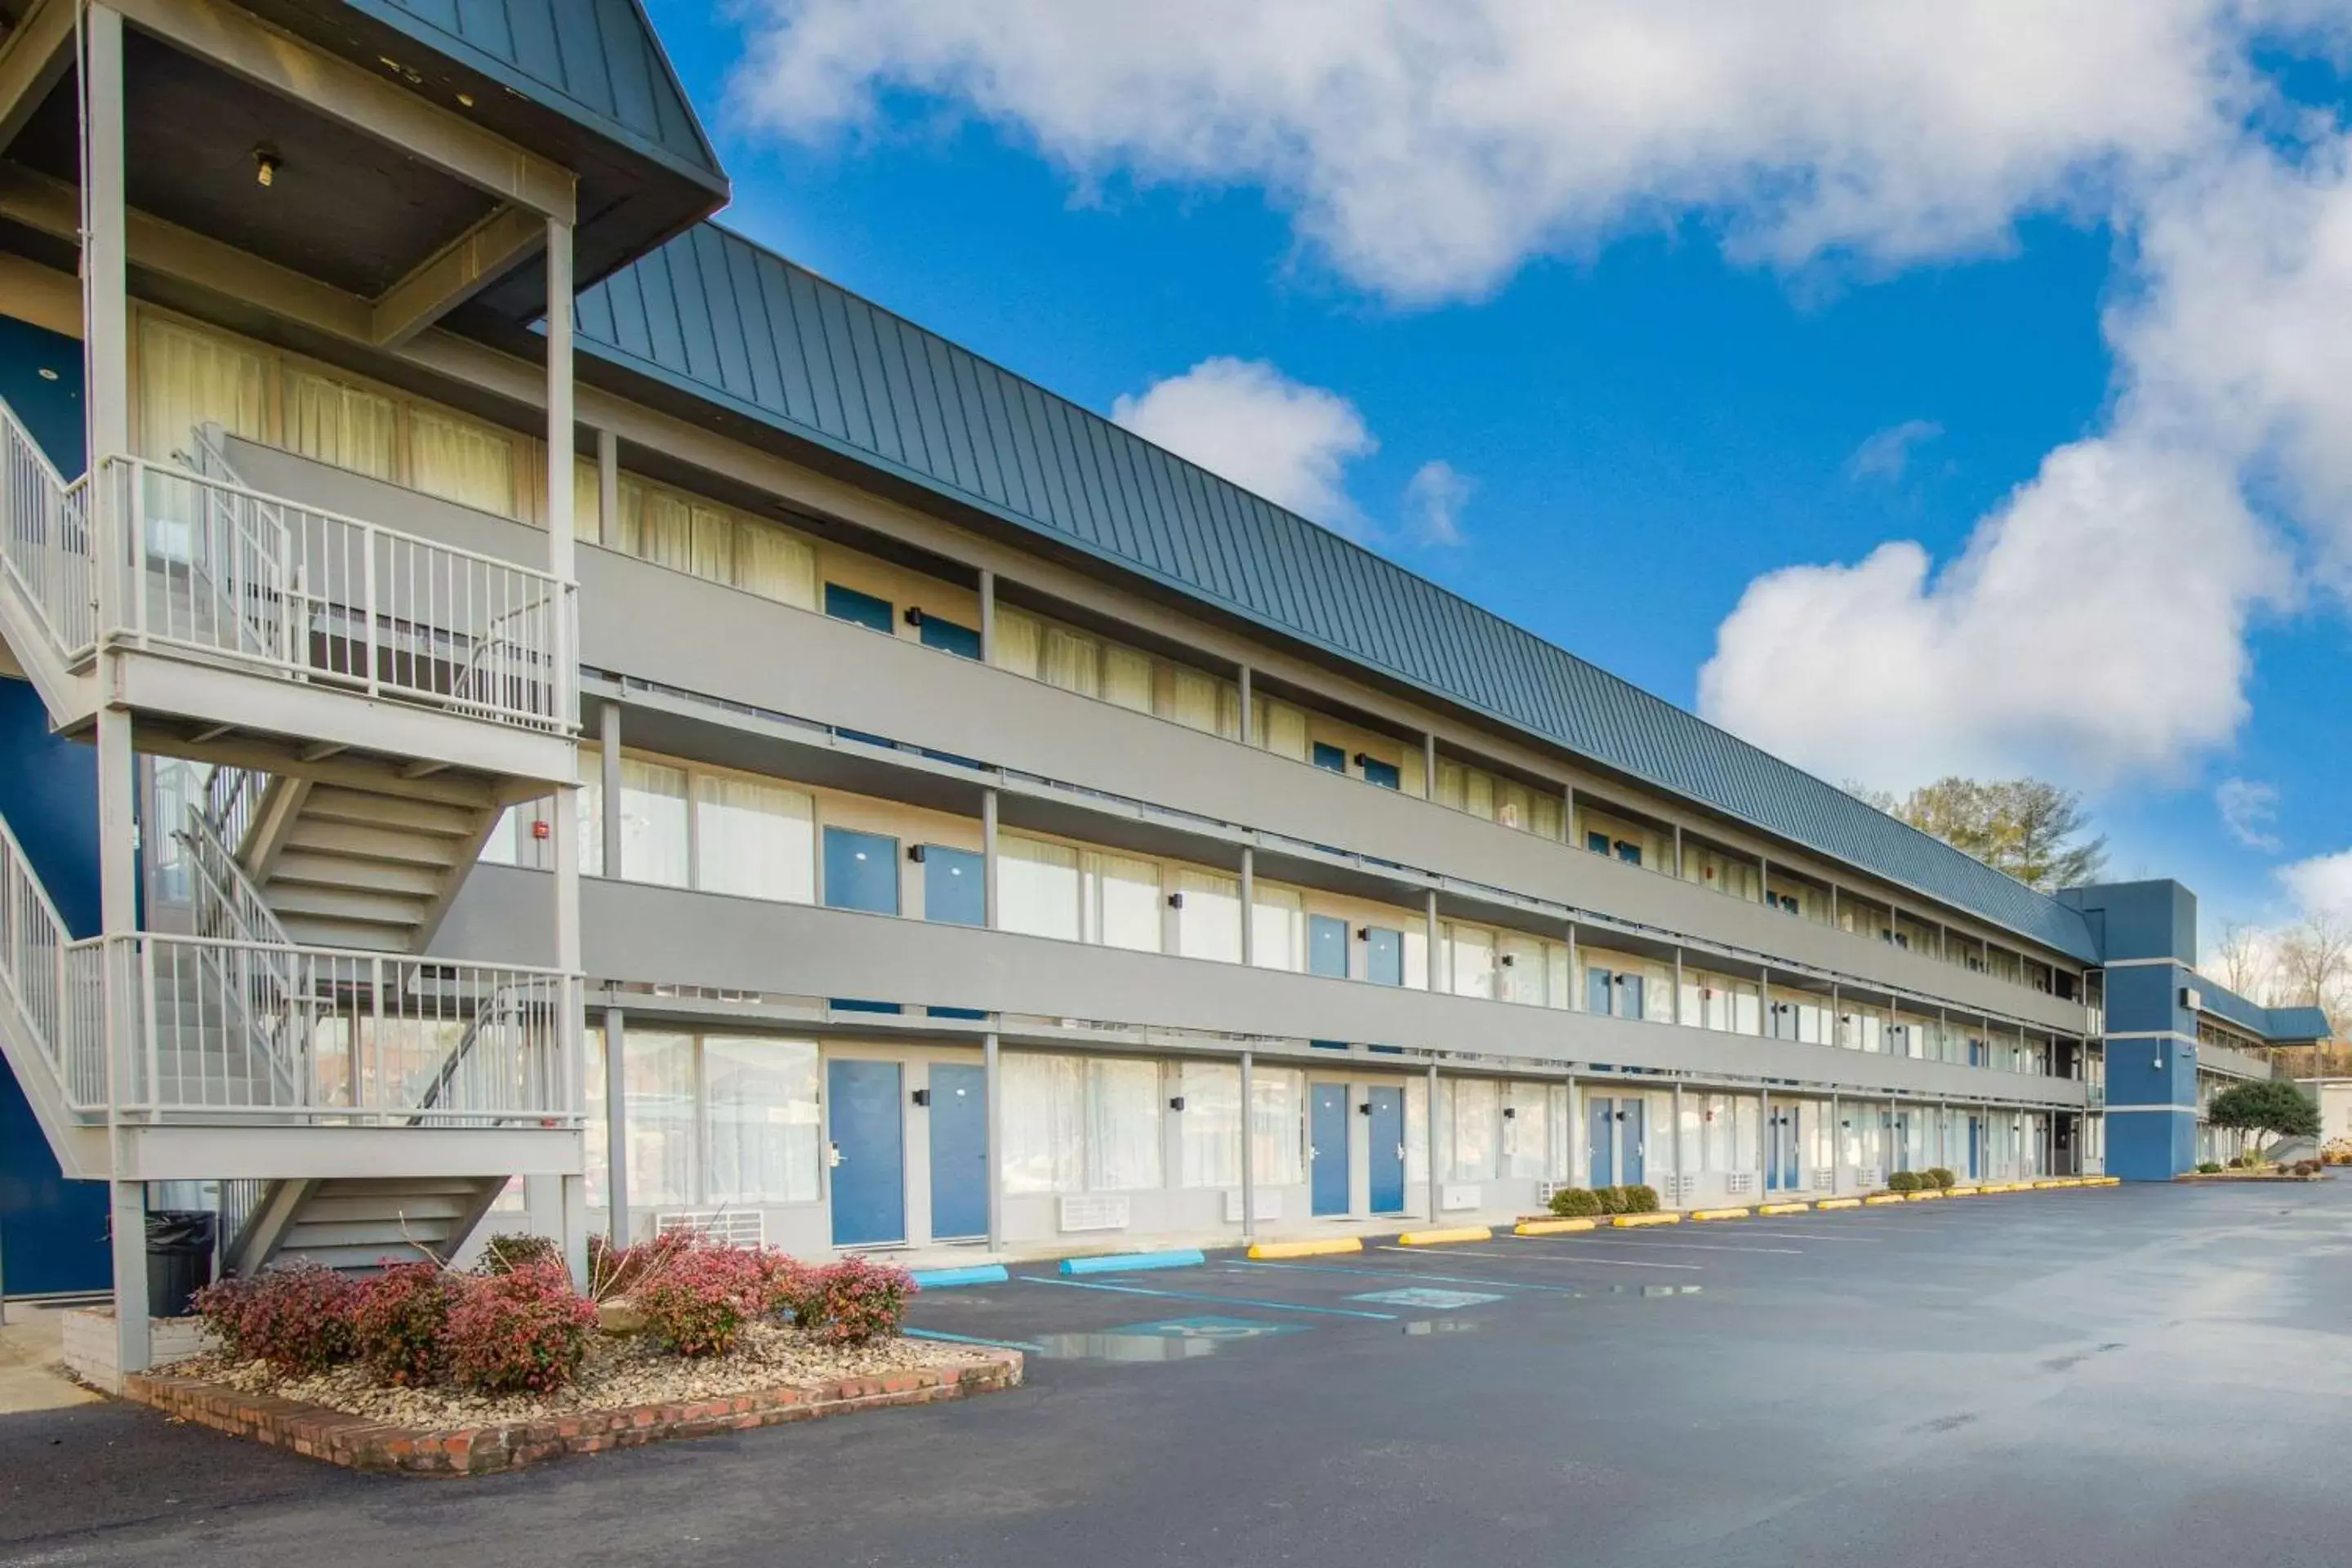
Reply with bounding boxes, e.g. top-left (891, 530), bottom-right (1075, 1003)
top-left (1115, 1315), bottom-right (1307, 1340)
top-left (1346, 1287), bottom-right (1504, 1310)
